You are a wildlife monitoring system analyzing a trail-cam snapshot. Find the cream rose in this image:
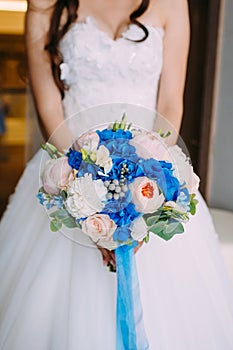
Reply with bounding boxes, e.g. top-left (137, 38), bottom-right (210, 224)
top-left (73, 132), bottom-right (100, 153)
top-left (129, 176), bottom-right (165, 214)
top-left (41, 157), bottom-right (73, 195)
top-left (129, 131), bottom-right (169, 160)
top-left (66, 174), bottom-right (107, 219)
top-left (81, 214), bottom-right (117, 250)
